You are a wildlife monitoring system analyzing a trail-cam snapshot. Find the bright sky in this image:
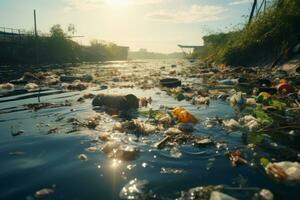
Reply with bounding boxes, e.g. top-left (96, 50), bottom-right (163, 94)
top-left (0, 0), bottom-right (257, 53)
